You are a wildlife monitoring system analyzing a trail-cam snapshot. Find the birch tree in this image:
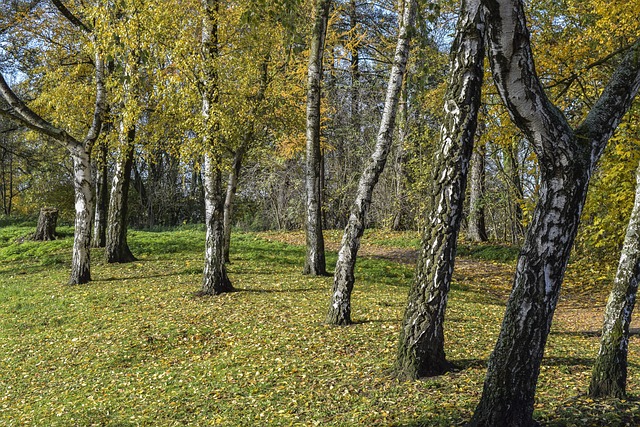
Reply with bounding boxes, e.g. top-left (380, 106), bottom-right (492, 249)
top-left (589, 158), bottom-right (640, 398)
top-left (326, 0), bottom-right (417, 325)
top-left (394, 0), bottom-right (485, 378)
top-left (0, 1), bottom-right (106, 285)
top-left (468, 0), bottom-right (640, 424)
top-left (303, 0), bottom-right (331, 276)
top-left (200, 0), bottom-right (232, 295)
